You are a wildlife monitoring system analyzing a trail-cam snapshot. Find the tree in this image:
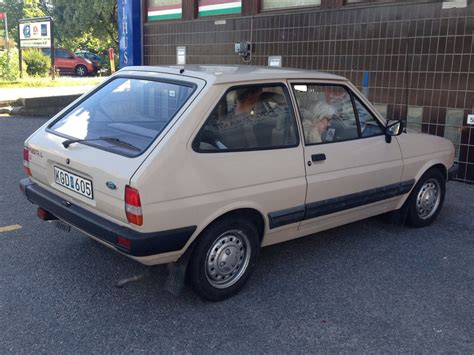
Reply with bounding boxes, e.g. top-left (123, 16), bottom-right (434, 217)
top-left (51, 0), bottom-right (118, 48)
top-left (0, 0), bottom-right (47, 43)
